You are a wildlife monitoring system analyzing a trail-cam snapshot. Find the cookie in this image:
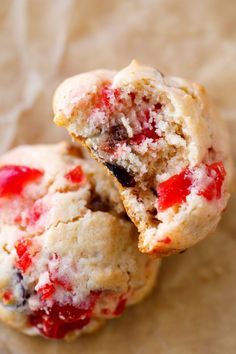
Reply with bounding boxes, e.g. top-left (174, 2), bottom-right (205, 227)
top-left (53, 60), bottom-right (233, 256)
top-left (0, 142), bottom-right (160, 340)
